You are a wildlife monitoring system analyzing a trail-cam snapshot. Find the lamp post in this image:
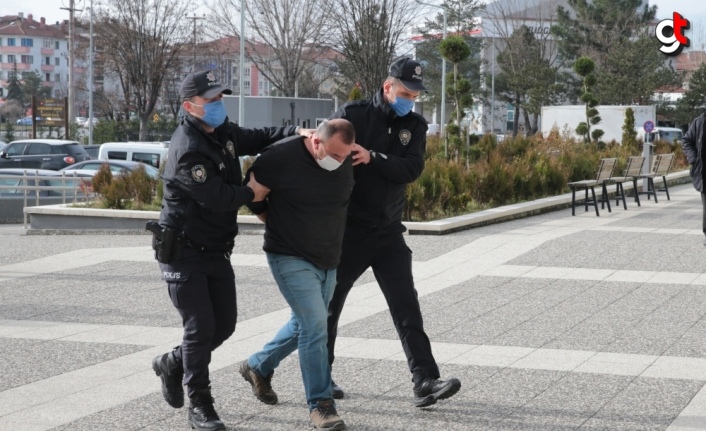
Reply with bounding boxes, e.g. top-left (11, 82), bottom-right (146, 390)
top-left (88, 0), bottom-right (94, 145)
top-left (416, 1), bottom-right (447, 157)
top-left (239, 0), bottom-right (245, 126)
